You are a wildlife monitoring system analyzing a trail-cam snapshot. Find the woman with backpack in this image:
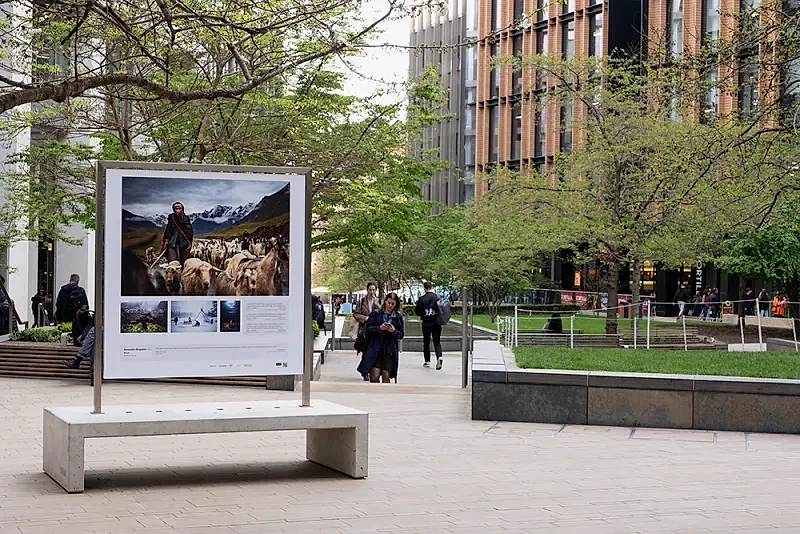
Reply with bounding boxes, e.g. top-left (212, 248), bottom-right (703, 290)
top-left (357, 292), bottom-right (404, 383)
